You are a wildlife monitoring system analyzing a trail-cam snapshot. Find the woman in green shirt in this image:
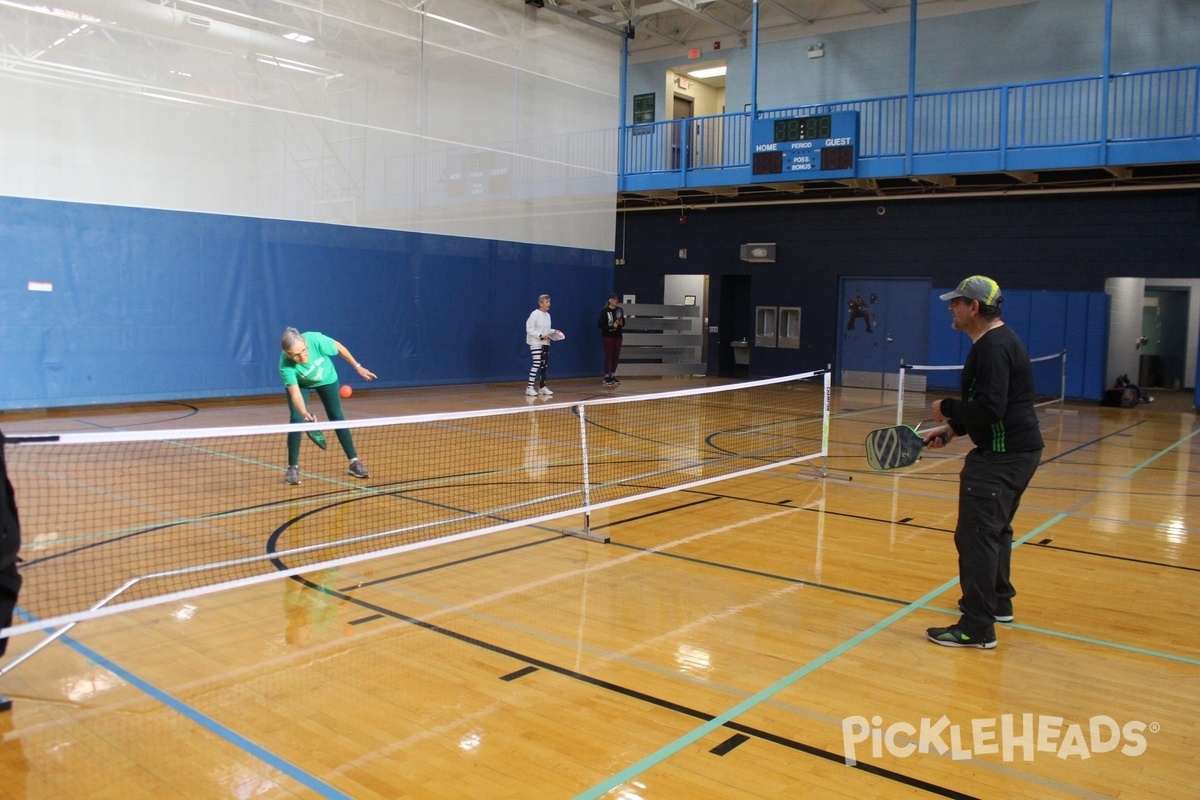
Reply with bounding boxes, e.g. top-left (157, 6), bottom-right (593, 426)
top-left (279, 327), bottom-right (376, 485)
